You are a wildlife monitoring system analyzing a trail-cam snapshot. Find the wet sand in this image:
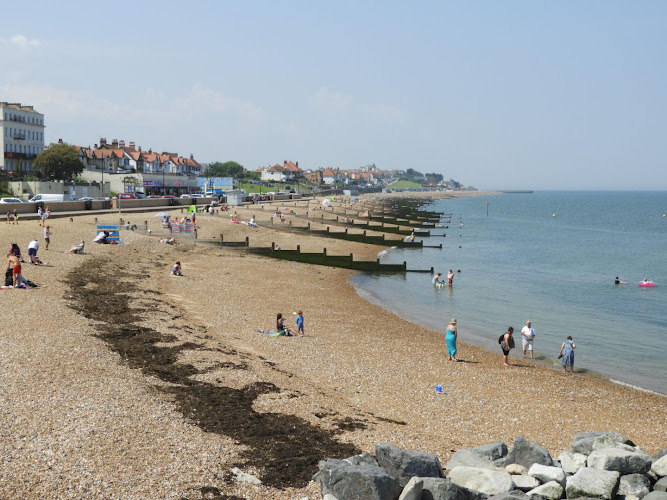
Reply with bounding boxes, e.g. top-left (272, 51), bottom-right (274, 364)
top-left (0, 193), bottom-right (664, 499)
